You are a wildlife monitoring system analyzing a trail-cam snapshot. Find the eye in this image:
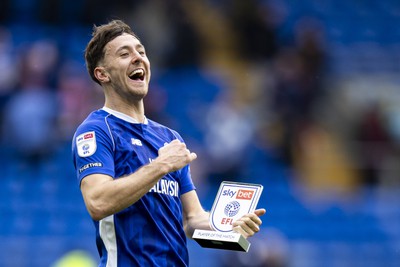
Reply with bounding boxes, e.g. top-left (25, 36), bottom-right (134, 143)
top-left (120, 52), bottom-right (129, 57)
